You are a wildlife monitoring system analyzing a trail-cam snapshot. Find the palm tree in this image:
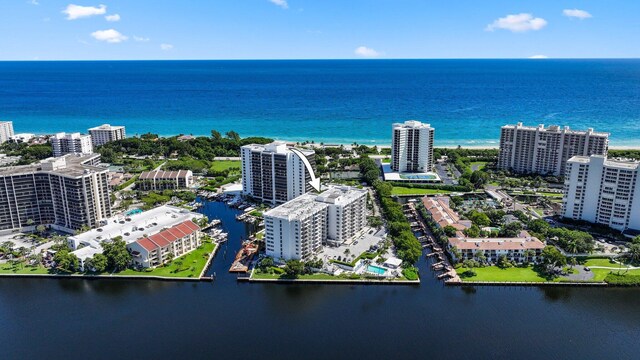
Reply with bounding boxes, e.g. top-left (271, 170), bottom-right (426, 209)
top-left (475, 250), bottom-right (487, 265)
top-left (566, 240), bottom-right (580, 255)
top-left (523, 249), bottom-right (536, 264)
top-left (627, 244), bottom-right (640, 265)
